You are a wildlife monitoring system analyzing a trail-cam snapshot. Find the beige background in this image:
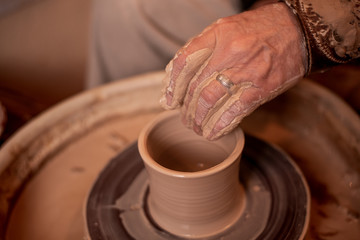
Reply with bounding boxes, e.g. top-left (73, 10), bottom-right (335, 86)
top-left (0, 0), bottom-right (91, 106)
top-left (0, 0), bottom-right (358, 114)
